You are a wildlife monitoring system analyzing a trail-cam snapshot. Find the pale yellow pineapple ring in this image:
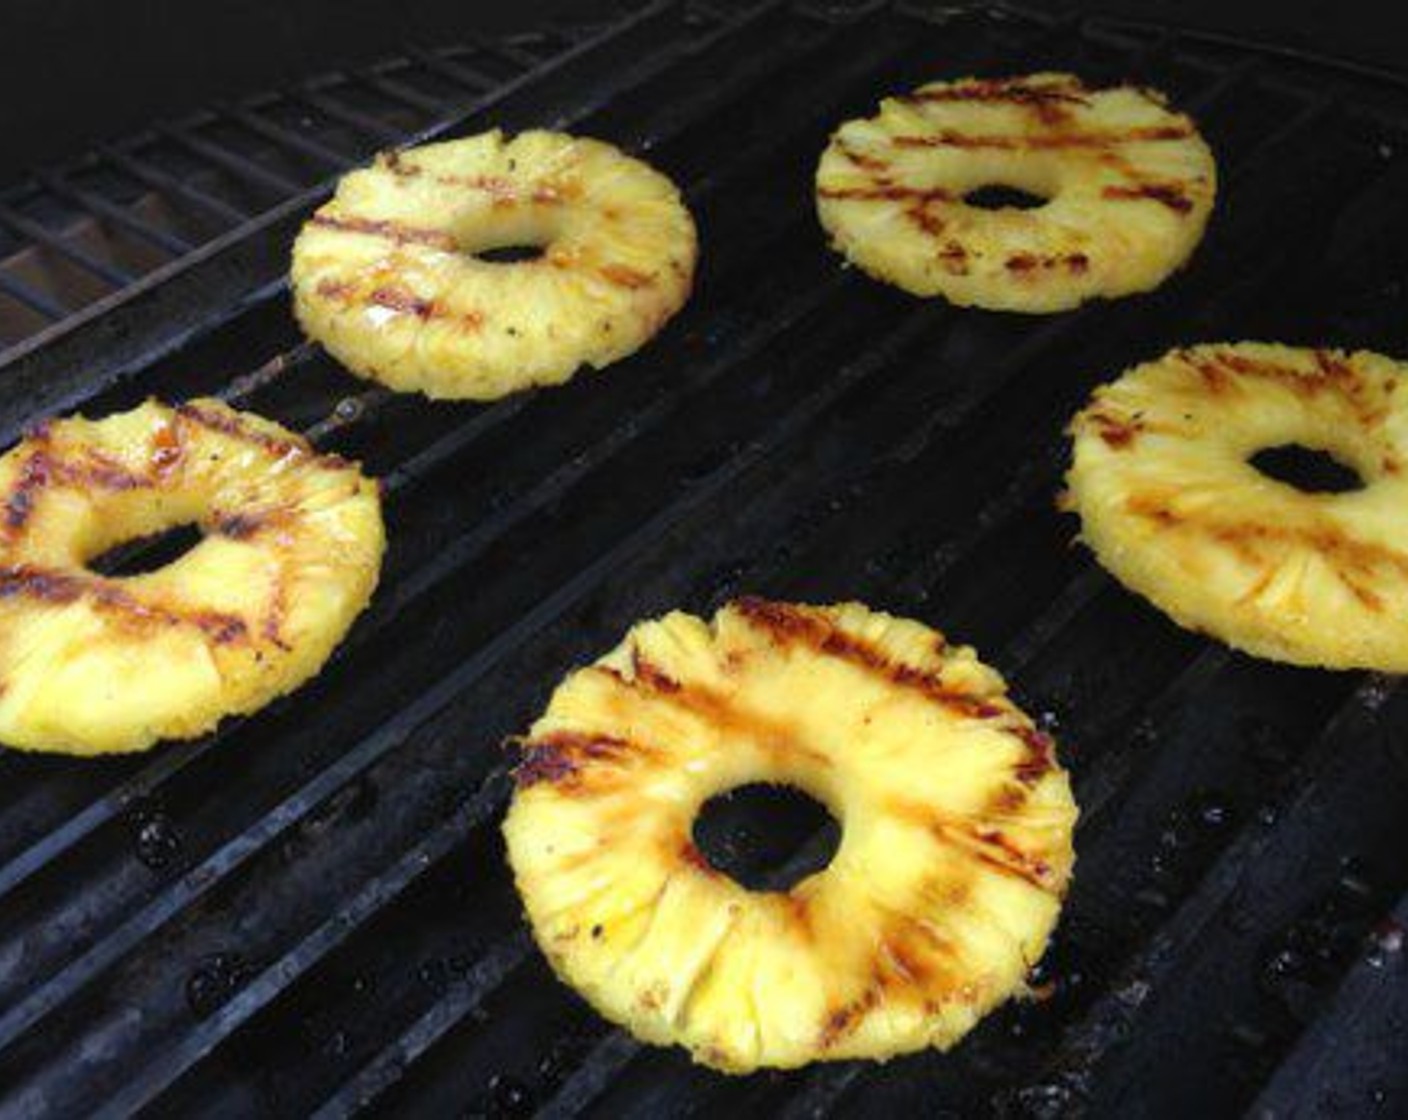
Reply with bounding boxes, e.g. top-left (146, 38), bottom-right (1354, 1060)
top-left (816, 73), bottom-right (1216, 312)
top-left (503, 599), bottom-right (1076, 1072)
top-left (1066, 343), bottom-right (1408, 669)
top-left (0, 399), bottom-right (384, 755)
top-left (291, 130), bottom-right (697, 401)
